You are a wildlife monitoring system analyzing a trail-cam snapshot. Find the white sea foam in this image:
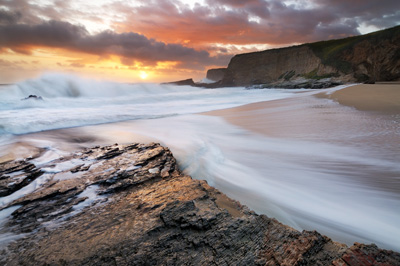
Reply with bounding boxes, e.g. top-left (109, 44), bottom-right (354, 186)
top-left (199, 78), bottom-right (217, 84)
top-left (0, 173), bottom-right (53, 208)
top-left (0, 205), bottom-right (25, 249)
top-left (0, 73), bottom-right (305, 135)
top-left (71, 185), bottom-right (106, 213)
